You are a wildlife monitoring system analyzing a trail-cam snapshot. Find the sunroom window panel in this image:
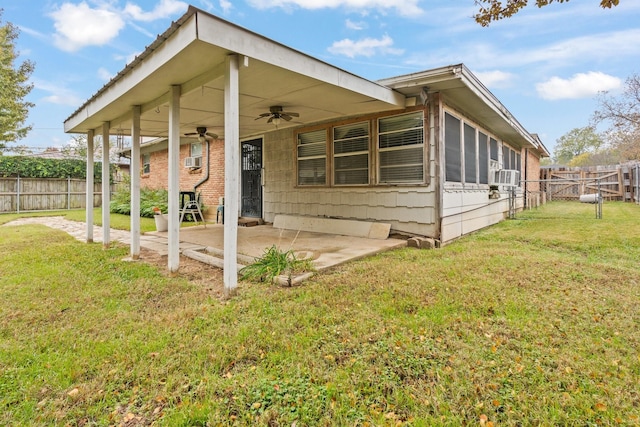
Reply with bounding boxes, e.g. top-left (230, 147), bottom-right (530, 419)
top-left (464, 123), bottom-right (477, 184)
top-left (445, 112), bottom-right (461, 182)
top-left (378, 112), bottom-right (424, 184)
top-left (503, 146), bottom-right (510, 169)
top-left (479, 132), bottom-right (489, 184)
top-left (490, 138), bottom-right (498, 161)
top-left (333, 122), bottom-right (369, 185)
